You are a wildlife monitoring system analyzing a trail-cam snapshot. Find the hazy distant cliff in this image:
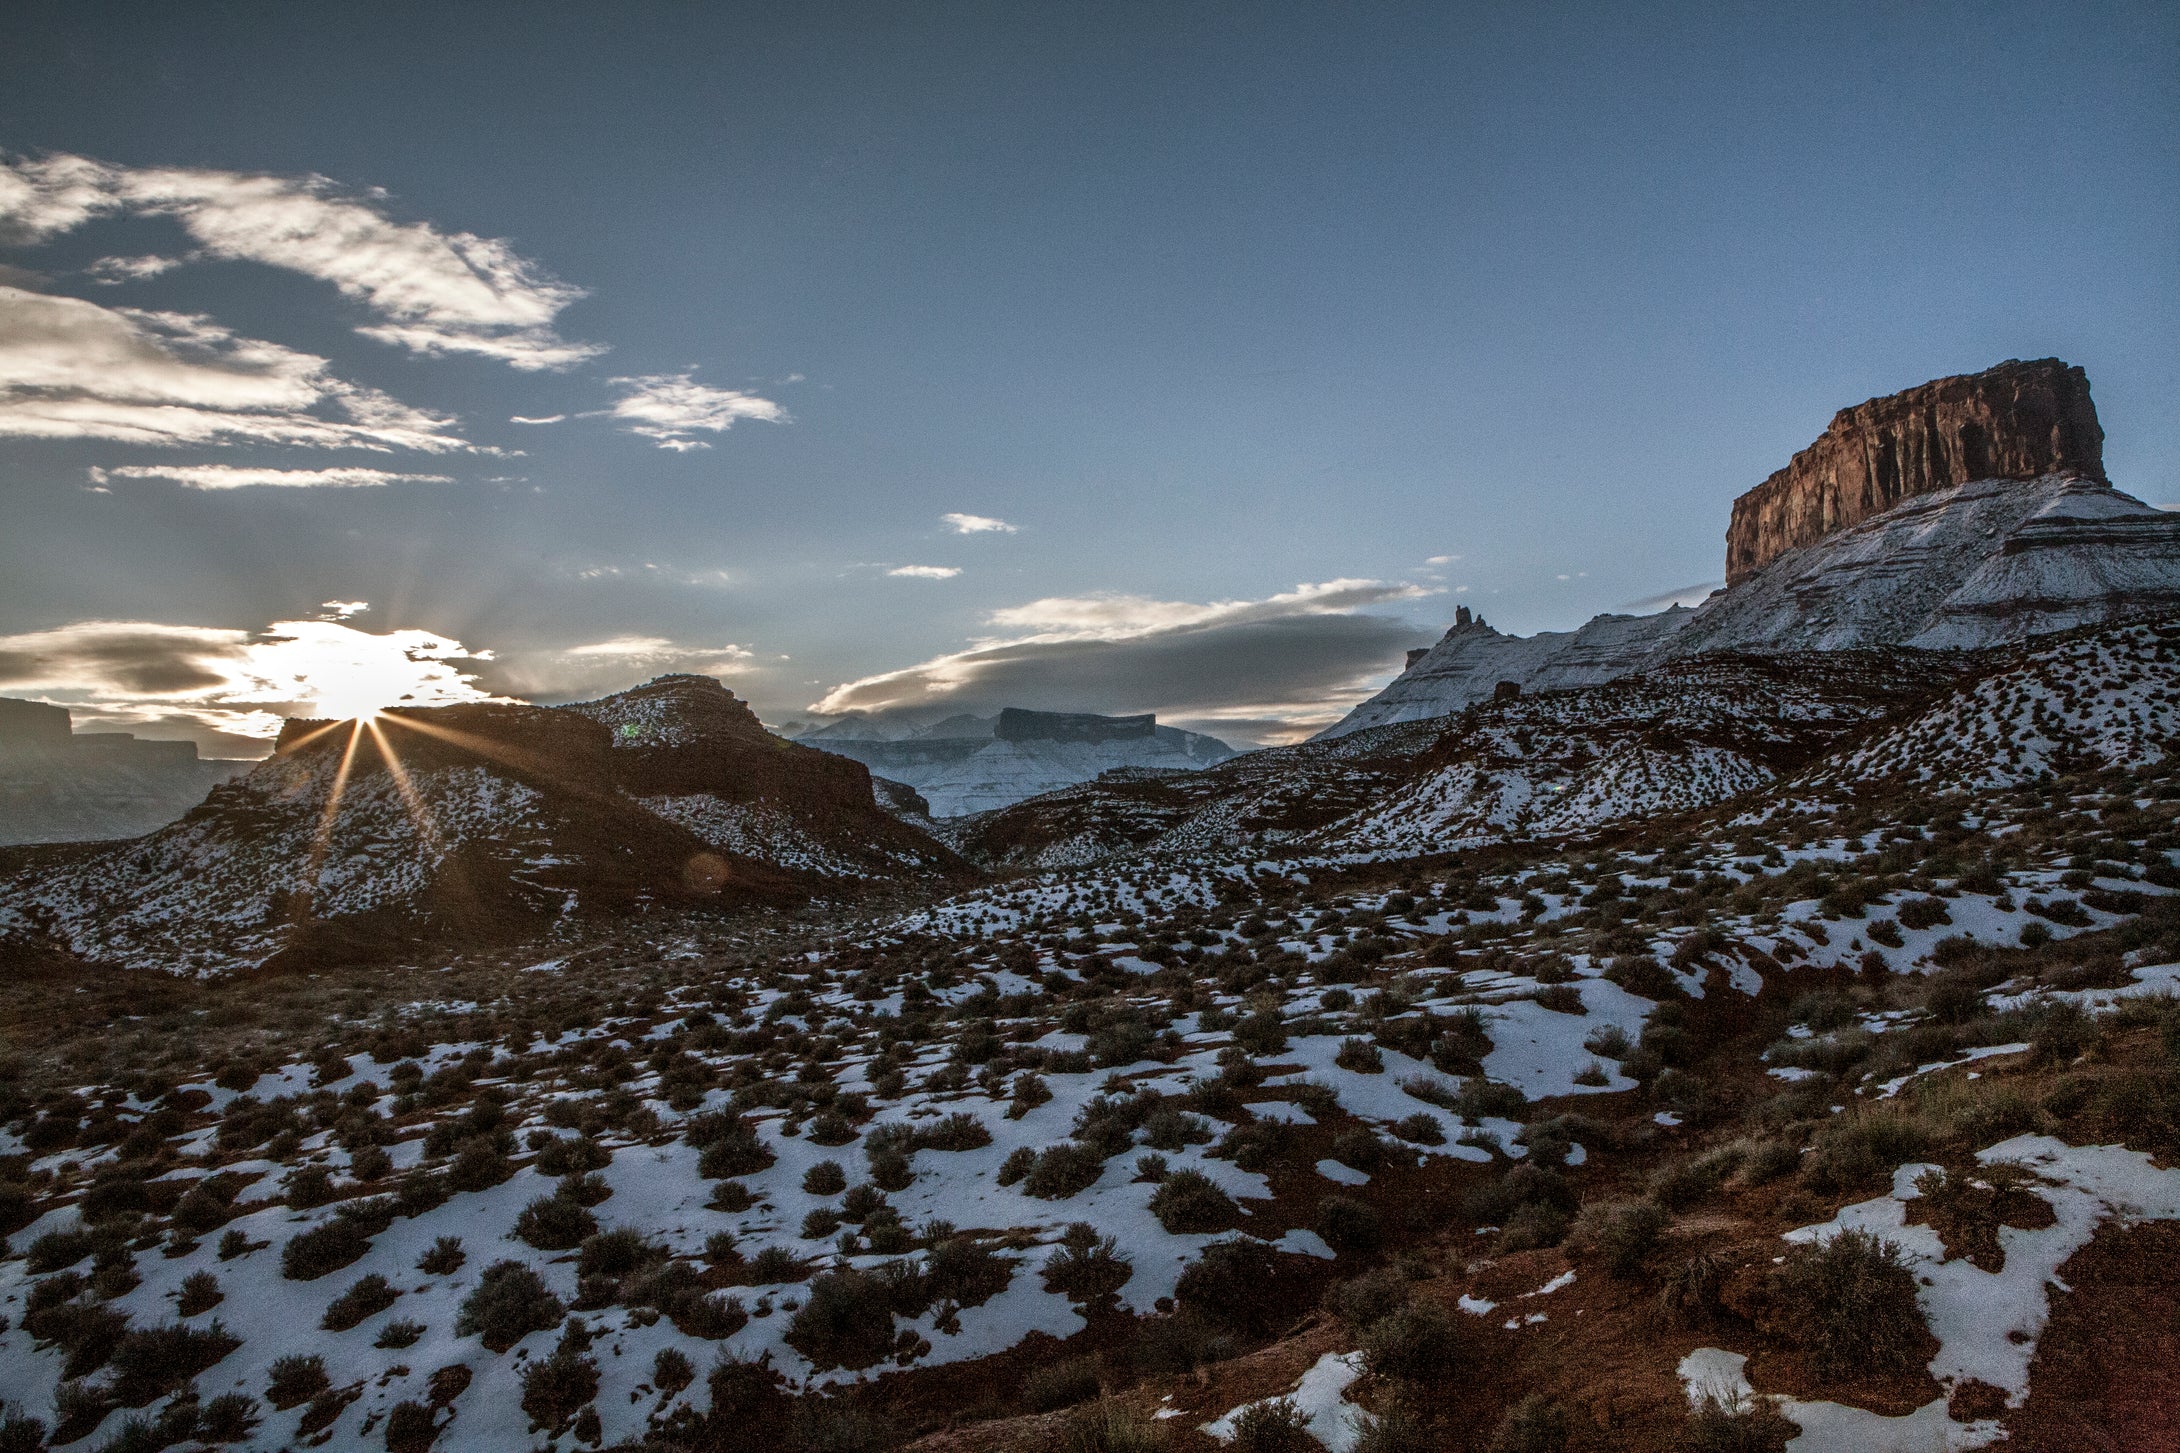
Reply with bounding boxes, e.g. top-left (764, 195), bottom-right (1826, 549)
top-left (0, 698), bottom-right (248, 845)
